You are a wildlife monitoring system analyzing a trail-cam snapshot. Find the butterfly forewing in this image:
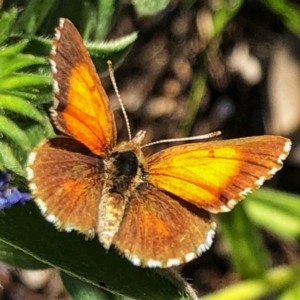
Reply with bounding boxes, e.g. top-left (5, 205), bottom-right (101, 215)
top-left (147, 136), bottom-right (291, 213)
top-left (51, 18), bottom-right (116, 156)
